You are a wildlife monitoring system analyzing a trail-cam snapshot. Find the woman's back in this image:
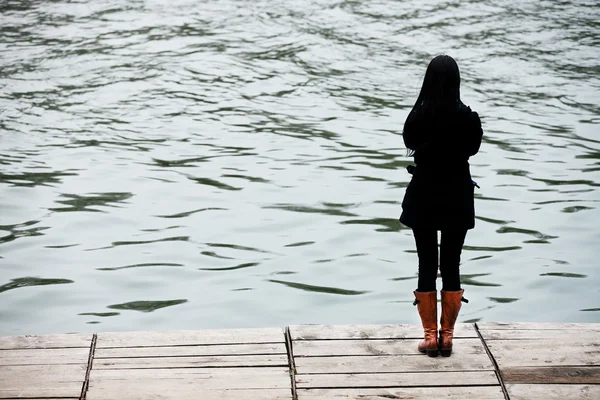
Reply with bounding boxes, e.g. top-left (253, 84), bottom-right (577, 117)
top-left (399, 56), bottom-right (483, 230)
top-left (404, 102), bottom-right (482, 167)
